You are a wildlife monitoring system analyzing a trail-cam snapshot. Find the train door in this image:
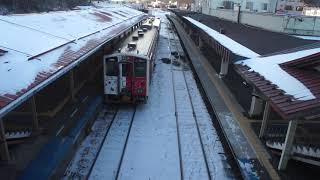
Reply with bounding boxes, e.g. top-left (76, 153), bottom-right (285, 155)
top-left (104, 57), bottom-right (119, 95)
top-left (119, 61), bottom-right (133, 98)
